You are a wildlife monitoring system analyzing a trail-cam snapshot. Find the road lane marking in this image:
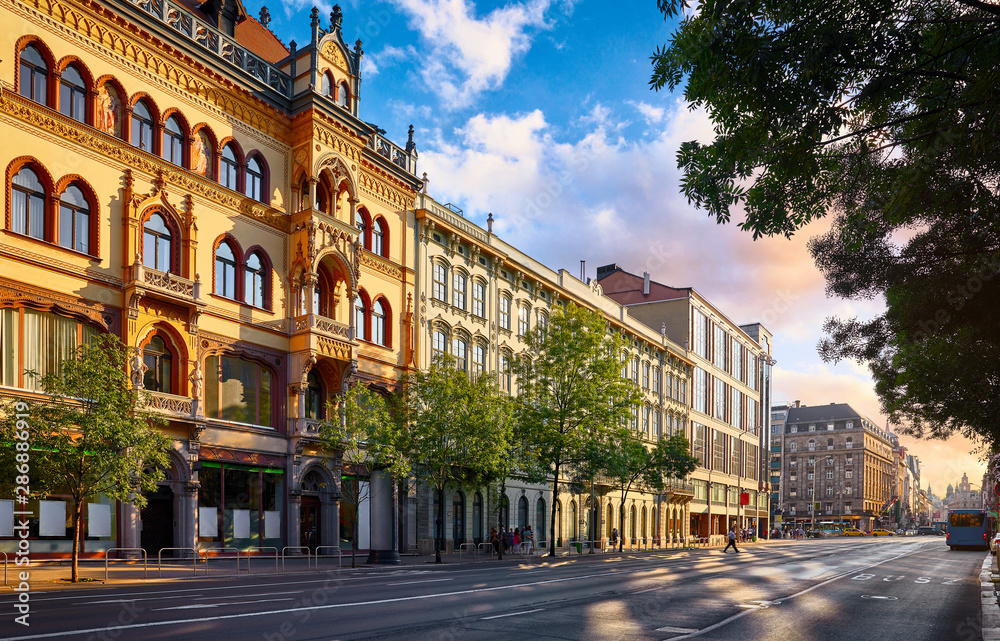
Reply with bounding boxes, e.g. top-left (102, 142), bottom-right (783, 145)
top-left (154, 598), bottom-right (296, 611)
top-left (0, 568), bottom-right (639, 641)
top-left (665, 543), bottom-right (929, 640)
top-left (861, 595), bottom-right (897, 600)
top-left (386, 578), bottom-right (455, 586)
top-left (656, 627), bottom-right (698, 633)
top-left (482, 608), bottom-right (544, 620)
top-left (193, 591), bottom-right (303, 599)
